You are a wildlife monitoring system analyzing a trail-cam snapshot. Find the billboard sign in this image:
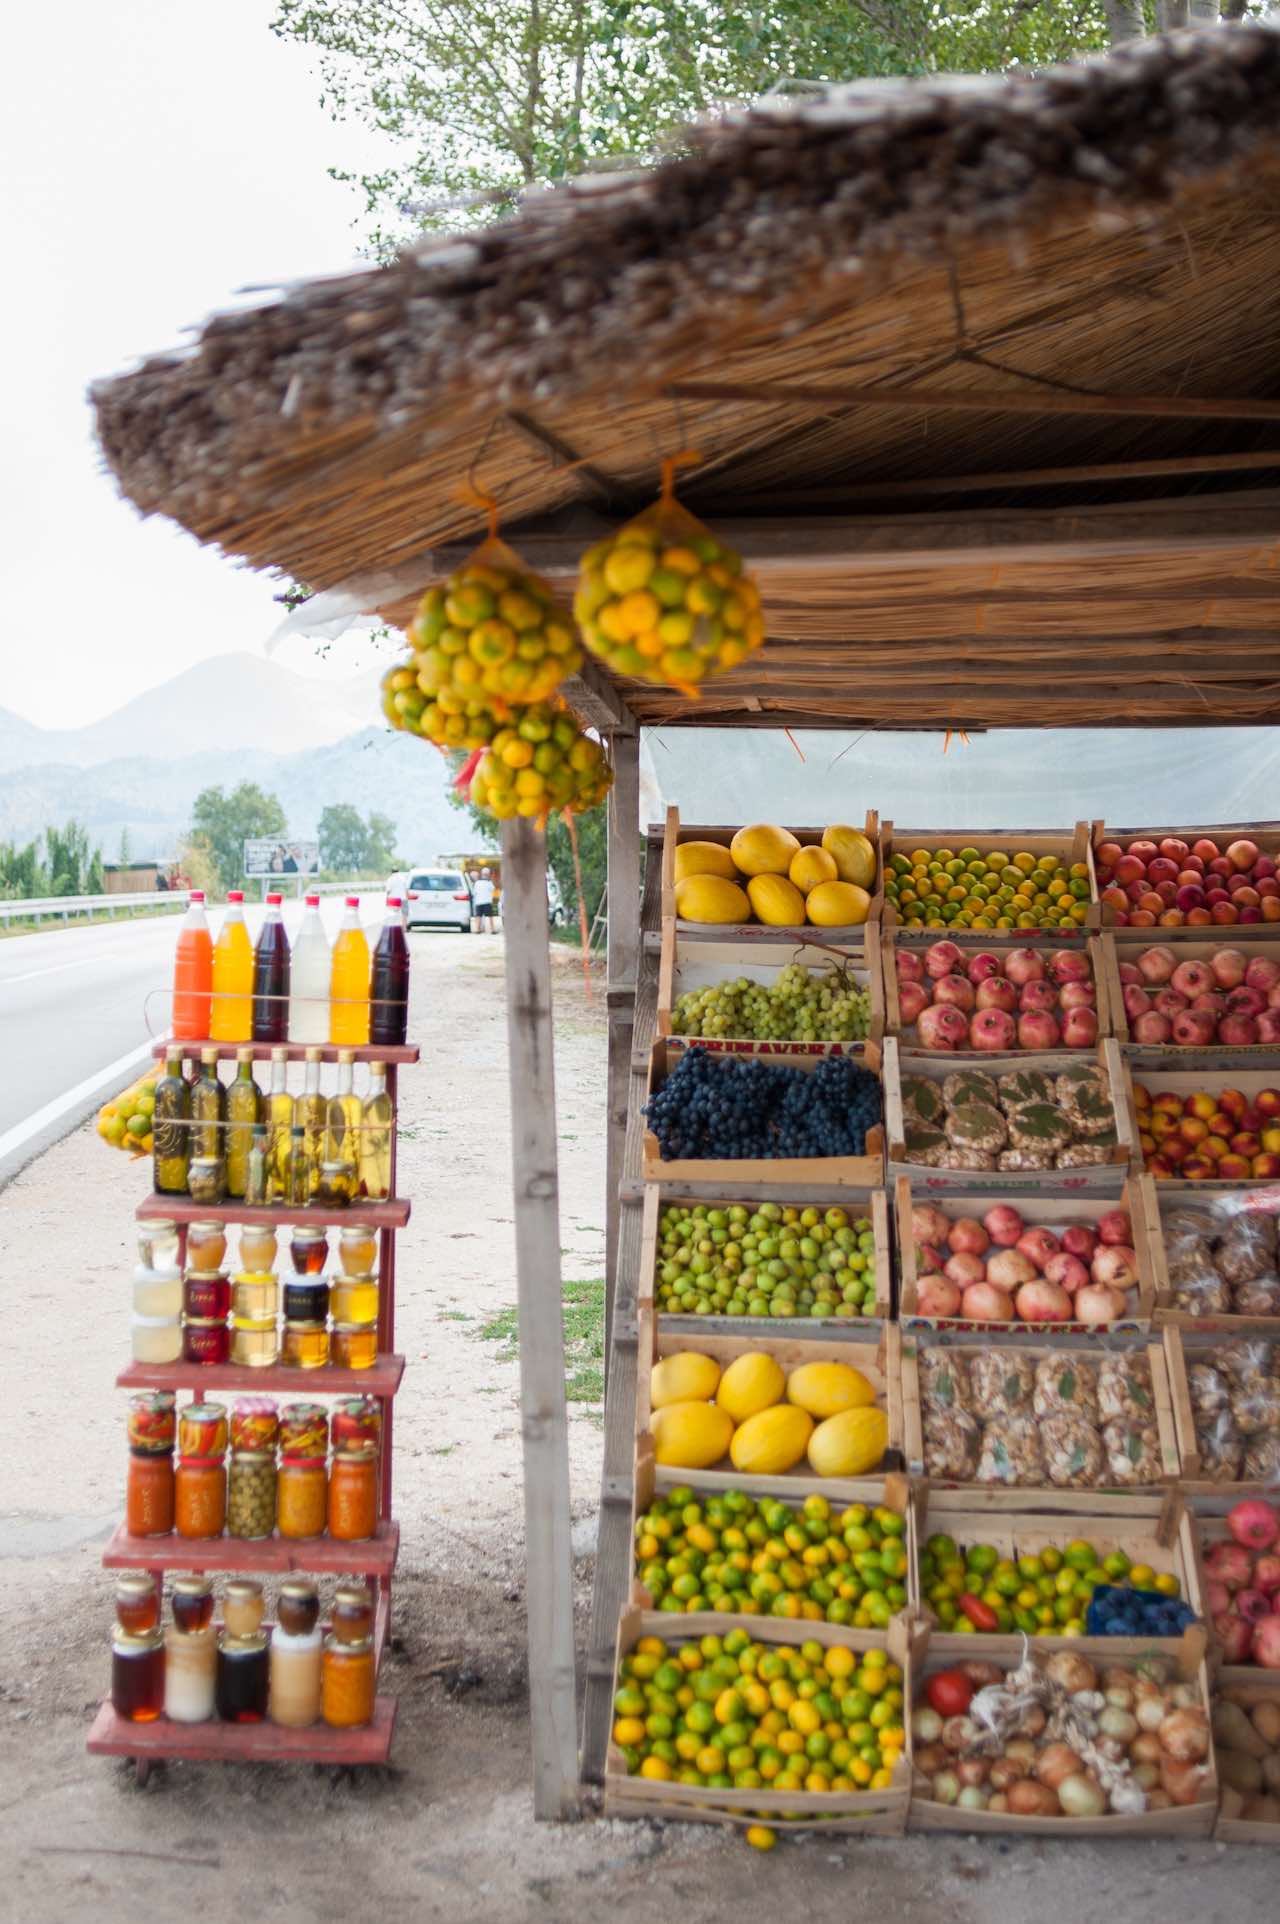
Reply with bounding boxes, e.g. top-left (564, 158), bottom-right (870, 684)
top-left (243, 838), bottom-right (320, 878)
